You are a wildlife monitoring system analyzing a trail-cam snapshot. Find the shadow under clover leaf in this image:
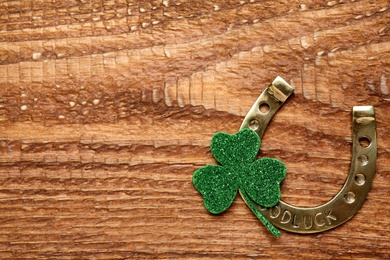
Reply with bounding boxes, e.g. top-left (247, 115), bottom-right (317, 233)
top-left (192, 128), bottom-right (286, 237)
